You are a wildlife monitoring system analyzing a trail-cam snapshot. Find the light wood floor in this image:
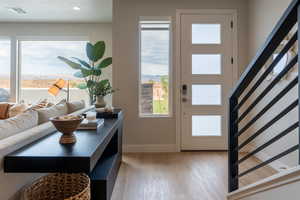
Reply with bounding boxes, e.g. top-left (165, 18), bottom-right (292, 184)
top-left (111, 152), bottom-right (276, 200)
